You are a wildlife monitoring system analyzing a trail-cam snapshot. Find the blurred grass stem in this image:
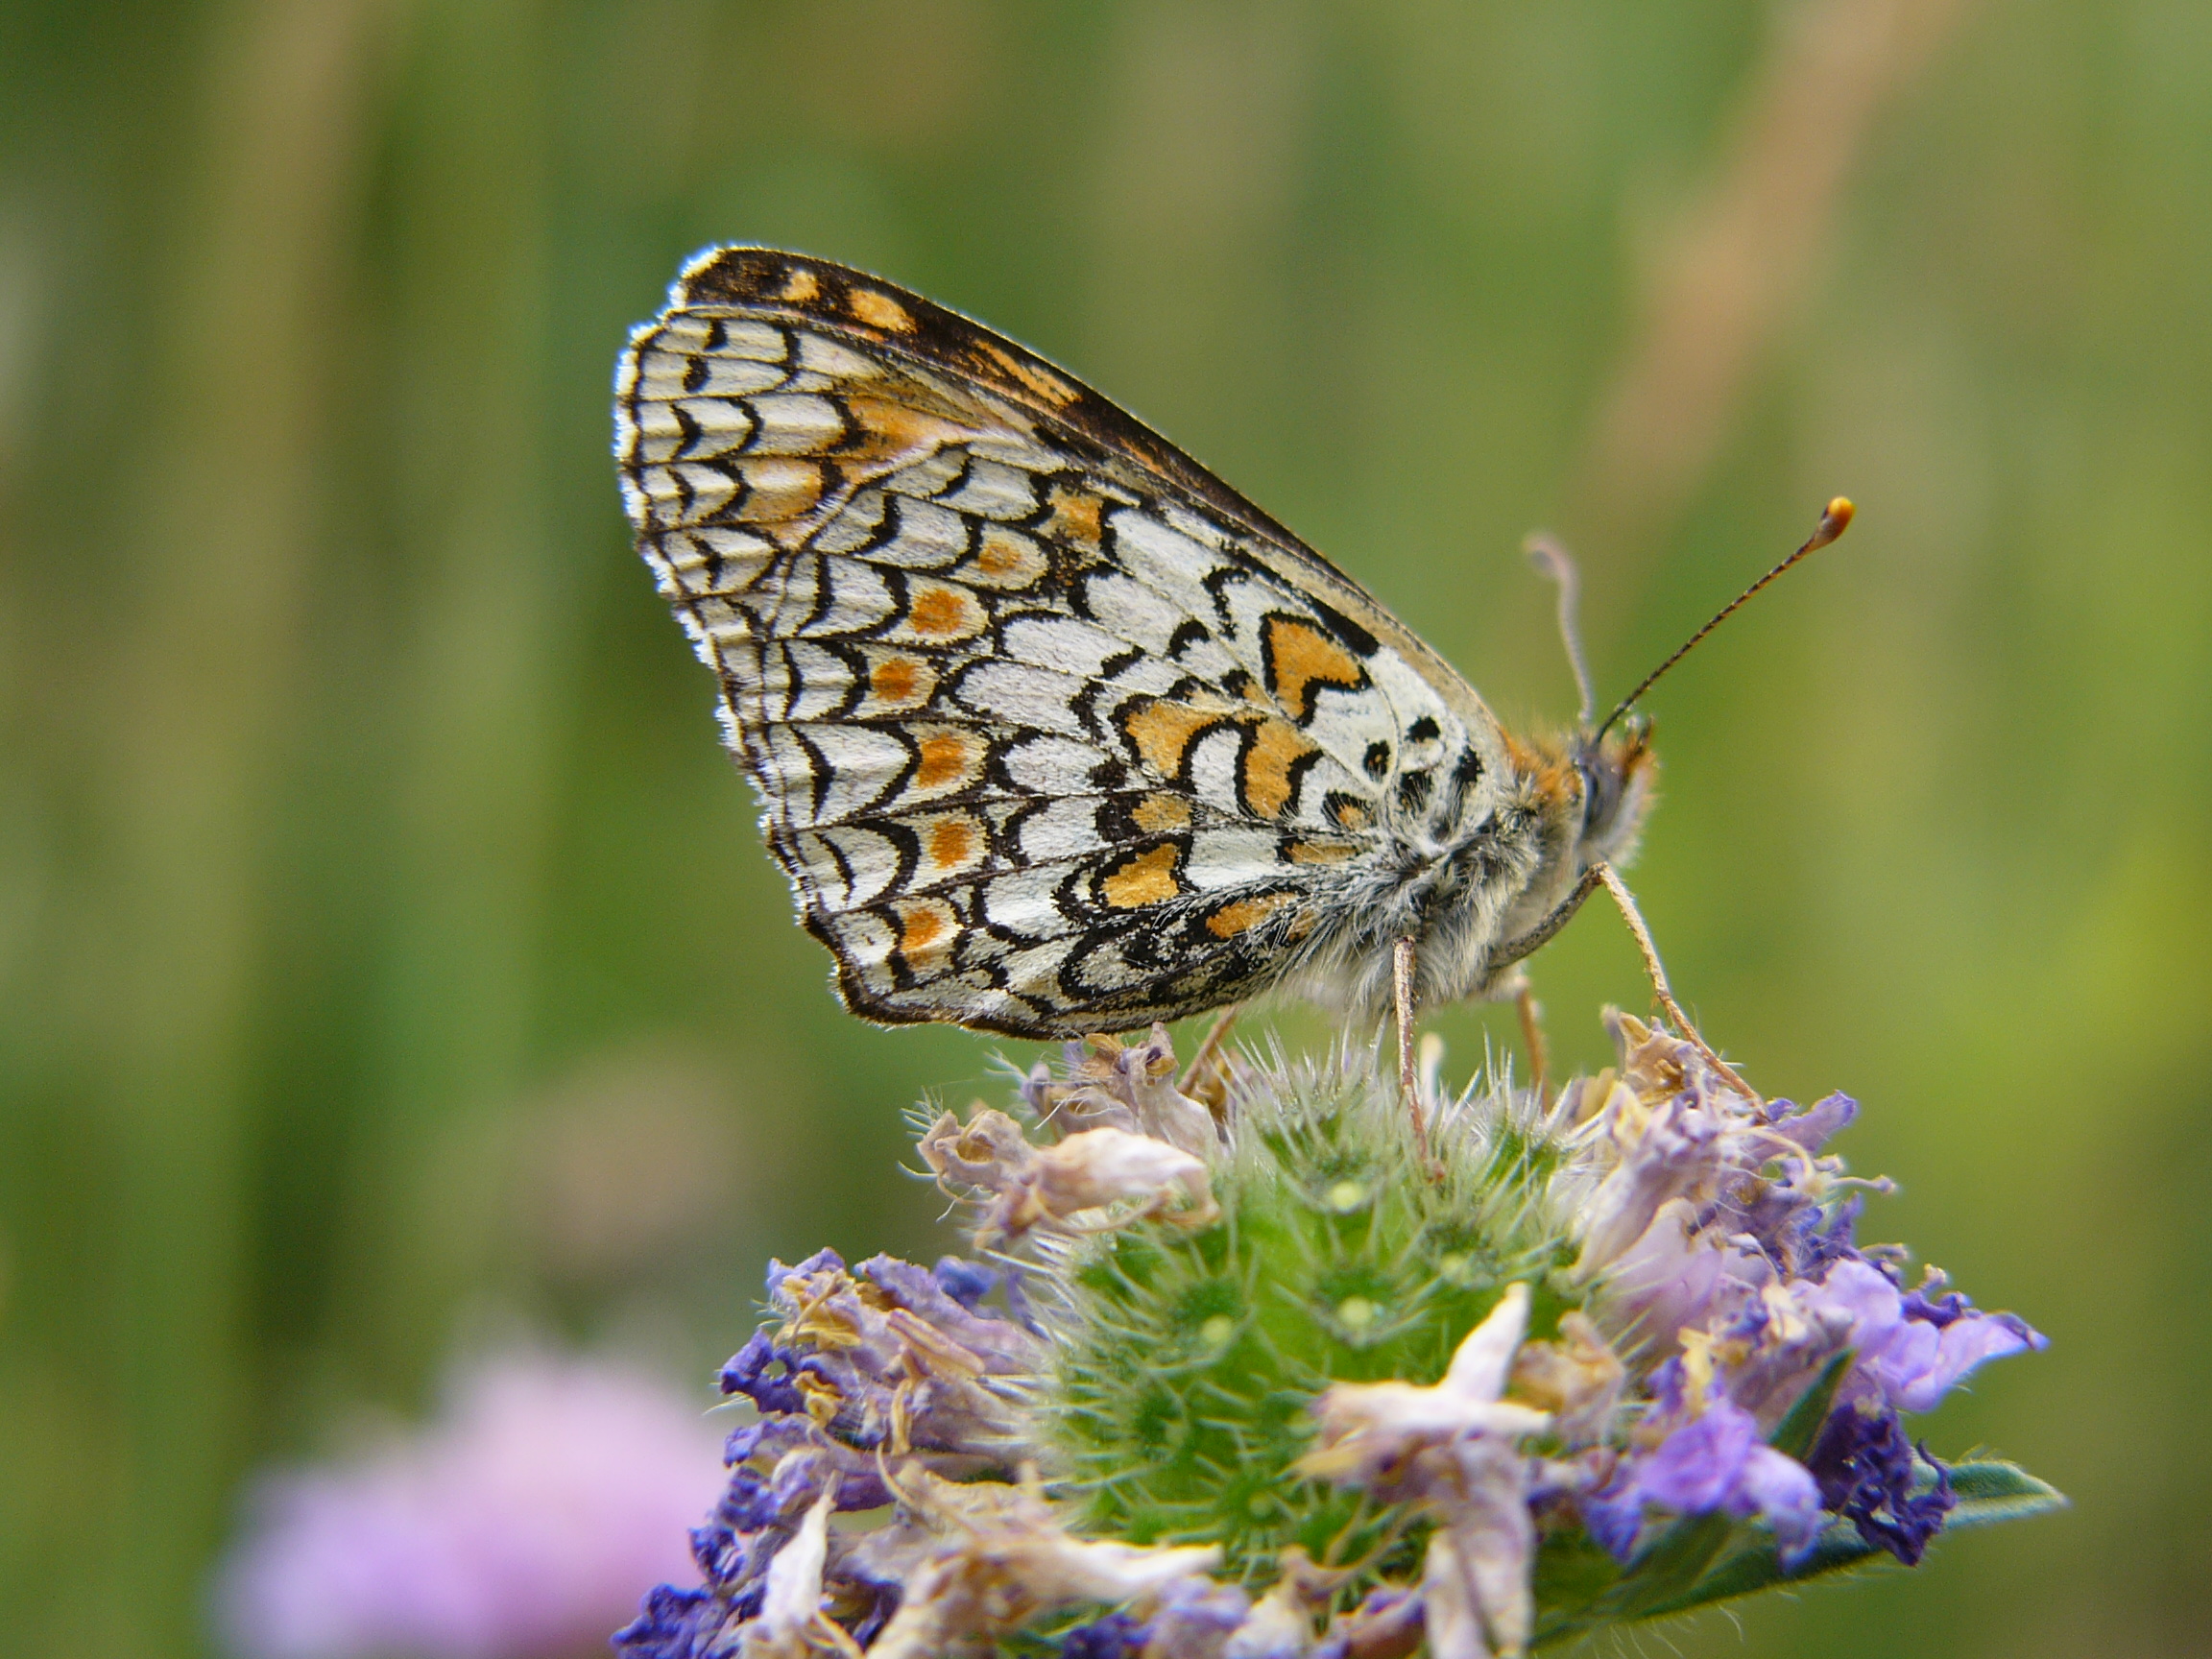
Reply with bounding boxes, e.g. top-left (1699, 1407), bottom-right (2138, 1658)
top-left (1571, 0), bottom-right (1969, 579)
top-left (100, 0), bottom-right (390, 1648)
